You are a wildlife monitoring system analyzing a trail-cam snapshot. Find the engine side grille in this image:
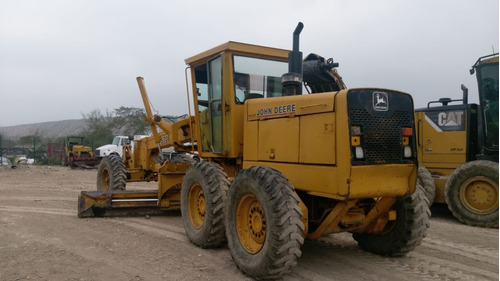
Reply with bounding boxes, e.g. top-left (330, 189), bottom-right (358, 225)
top-left (347, 89), bottom-right (416, 165)
top-left (349, 108), bottom-right (411, 164)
